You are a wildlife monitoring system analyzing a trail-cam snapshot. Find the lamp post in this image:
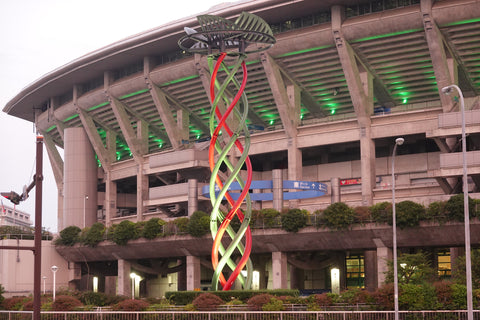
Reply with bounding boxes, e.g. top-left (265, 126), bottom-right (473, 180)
top-left (83, 195), bottom-right (89, 228)
top-left (130, 273), bottom-right (136, 299)
top-left (51, 265), bottom-right (58, 300)
top-left (42, 276), bottom-right (46, 295)
top-left (442, 85), bottom-right (473, 320)
top-left (392, 137), bottom-right (404, 320)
